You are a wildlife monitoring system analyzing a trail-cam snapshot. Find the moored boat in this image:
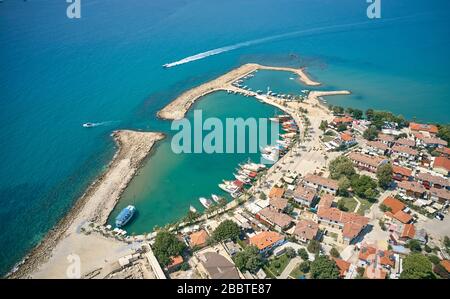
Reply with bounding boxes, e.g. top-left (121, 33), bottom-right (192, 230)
top-left (199, 197), bottom-right (213, 209)
top-left (115, 205), bottom-right (136, 228)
